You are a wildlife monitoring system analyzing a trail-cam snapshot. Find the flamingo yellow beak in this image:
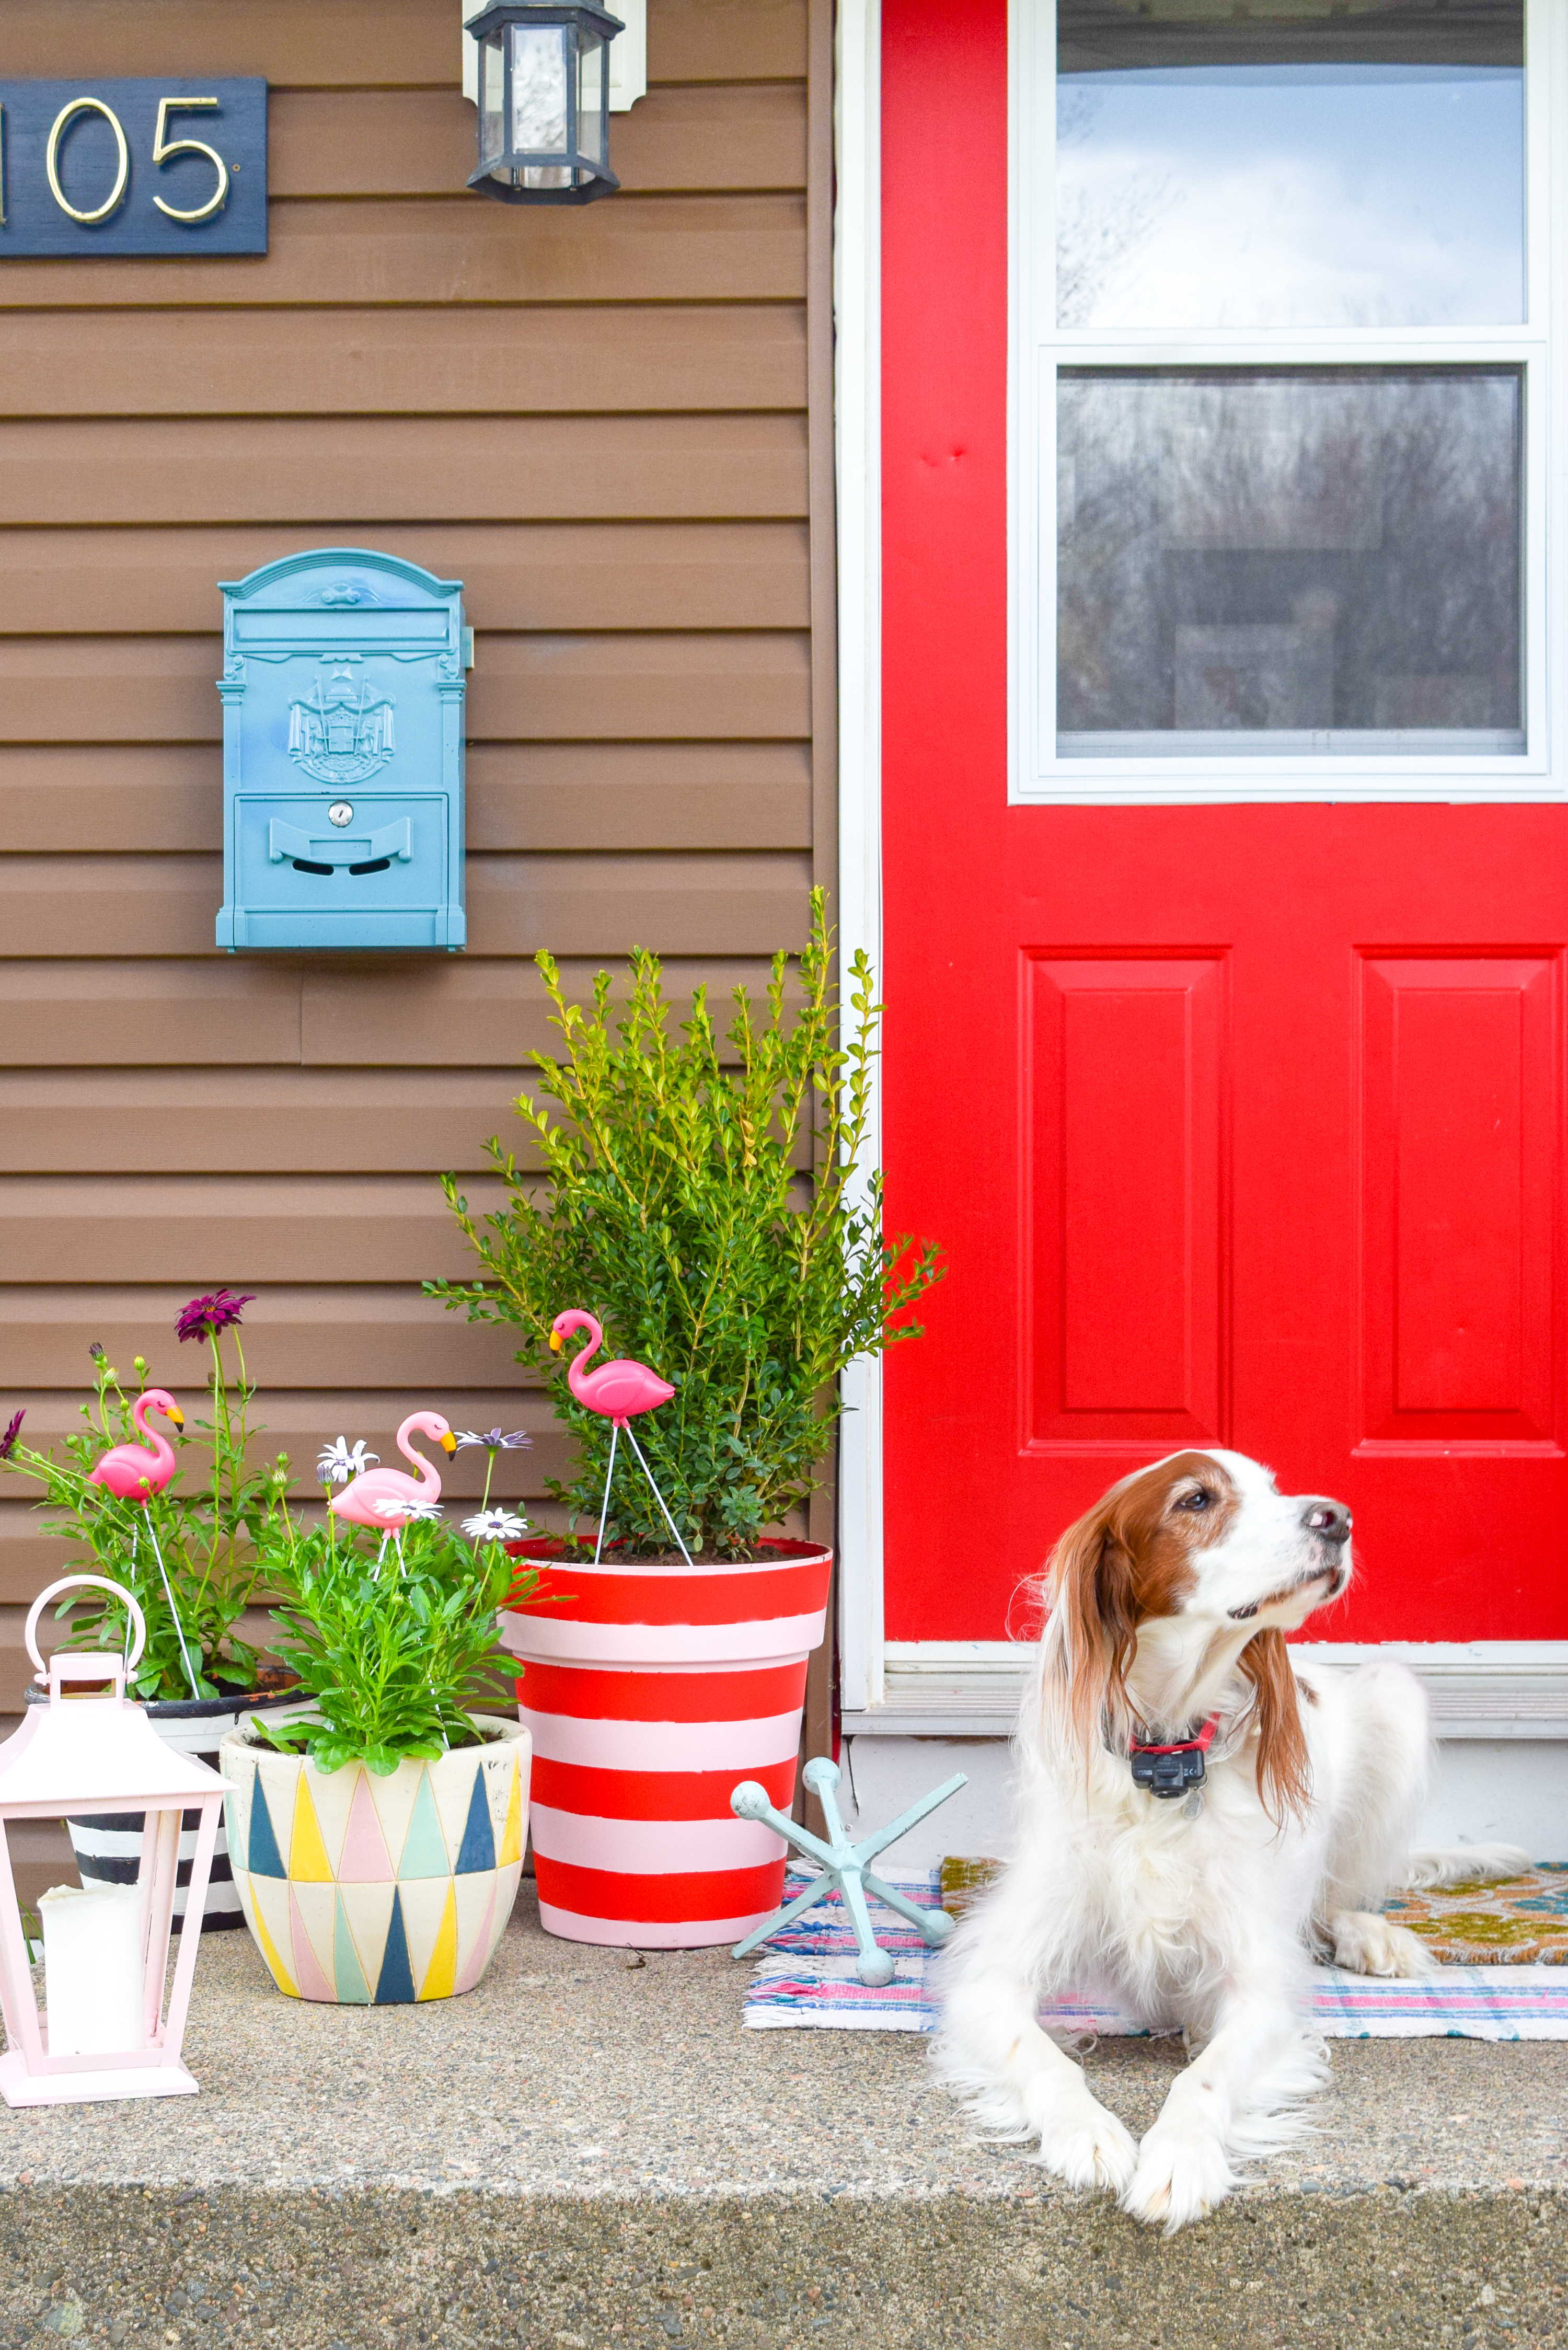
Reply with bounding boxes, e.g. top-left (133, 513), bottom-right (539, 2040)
top-left (440, 1432), bottom-right (457, 1455)
top-left (549, 1331), bottom-right (563, 1353)
top-left (167, 1406), bottom-right (185, 1428)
